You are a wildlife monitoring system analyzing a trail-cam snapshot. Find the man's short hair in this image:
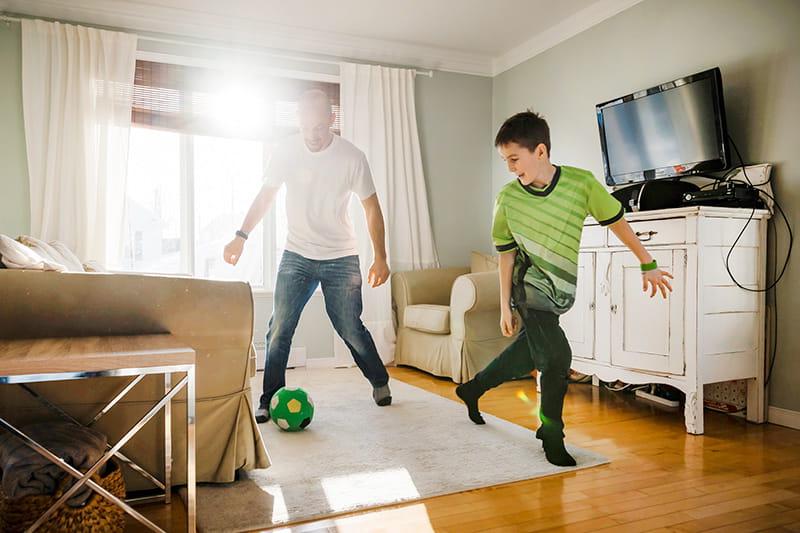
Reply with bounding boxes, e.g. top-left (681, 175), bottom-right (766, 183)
top-left (298, 89), bottom-right (332, 116)
top-left (494, 110), bottom-right (551, 156)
